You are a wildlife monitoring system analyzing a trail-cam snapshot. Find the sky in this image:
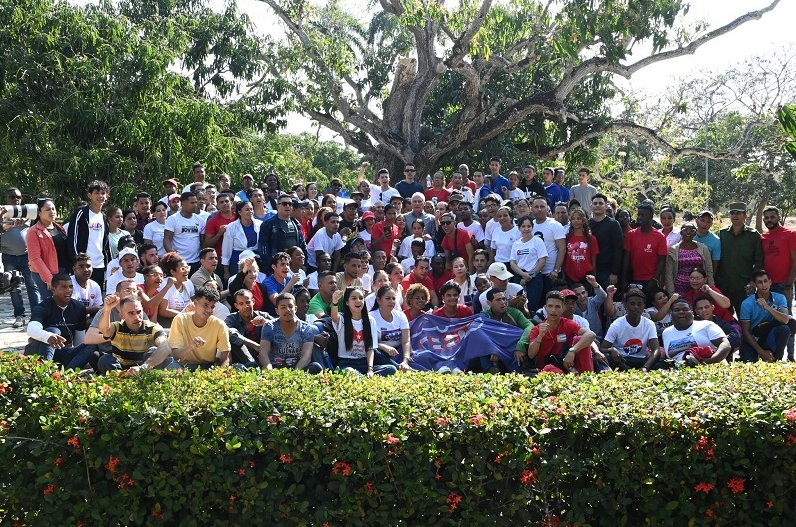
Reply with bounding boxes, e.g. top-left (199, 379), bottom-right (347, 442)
top-left (225, 0), bottom-right (795, 139)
